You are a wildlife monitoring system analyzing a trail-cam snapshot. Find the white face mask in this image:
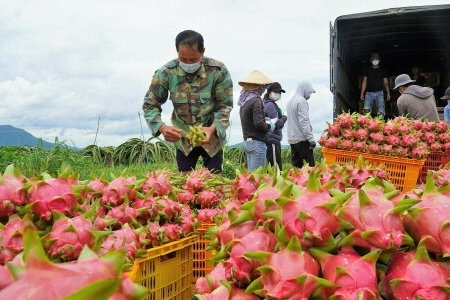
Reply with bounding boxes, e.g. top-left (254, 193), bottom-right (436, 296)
top-left (372, 60), bottom-right (380, 66)
top-left (179, 60), bottom-right (201, 73)
top-left (269, 92), bottom-right (282, 101)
